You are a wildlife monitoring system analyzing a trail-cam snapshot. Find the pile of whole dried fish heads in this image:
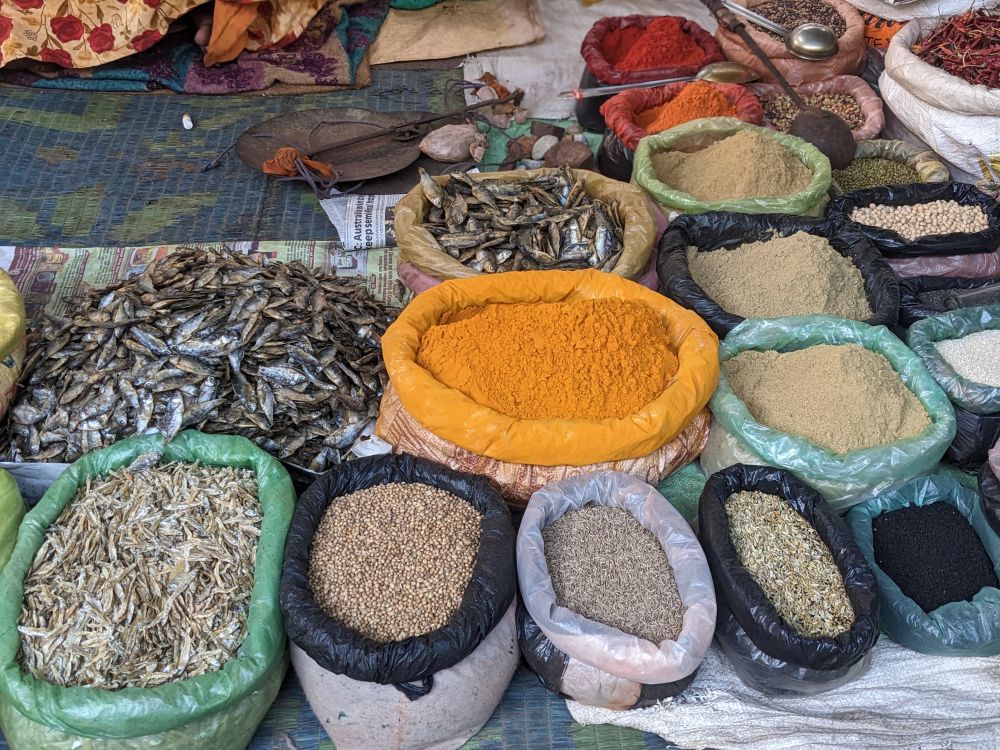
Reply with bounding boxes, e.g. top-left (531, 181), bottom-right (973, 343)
top-left (6, 248), bottom-right (396, 471)
top-left (418, 167), bottom-right (626, 273)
